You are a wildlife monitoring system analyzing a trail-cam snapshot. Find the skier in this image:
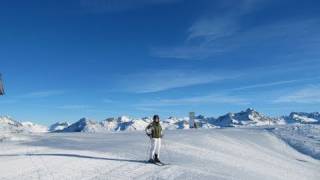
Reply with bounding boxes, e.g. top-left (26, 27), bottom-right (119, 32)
top-left (145, 115), bottom-right (163, 164)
